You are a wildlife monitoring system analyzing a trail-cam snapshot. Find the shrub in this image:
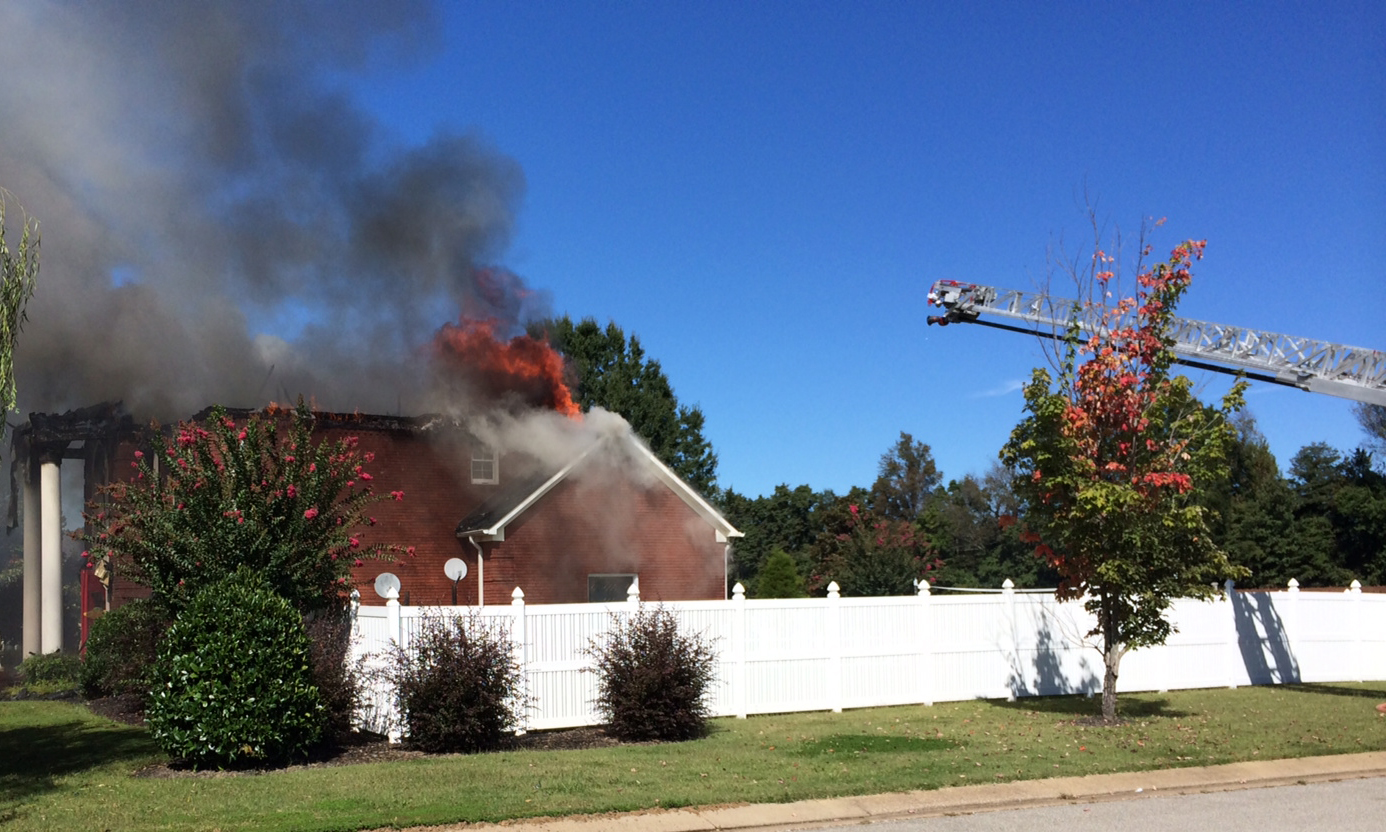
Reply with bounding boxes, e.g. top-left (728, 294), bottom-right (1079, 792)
top-left (146, 569), bottom-right (324, 768)
top-left (755, 548), bottom-right (808, 598)
top-left (18, 651), bottom-right (82, 689)
top-left (305, 605), bottom-right (361, 744)
top-left (587, 605), bottom-right (716, 741)
top-left (81, 401), bottom-right (405, 616)
top-left (389, 613), bottom-right (526, 753)
top-left (80, 598), bottom-right (168, 700)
